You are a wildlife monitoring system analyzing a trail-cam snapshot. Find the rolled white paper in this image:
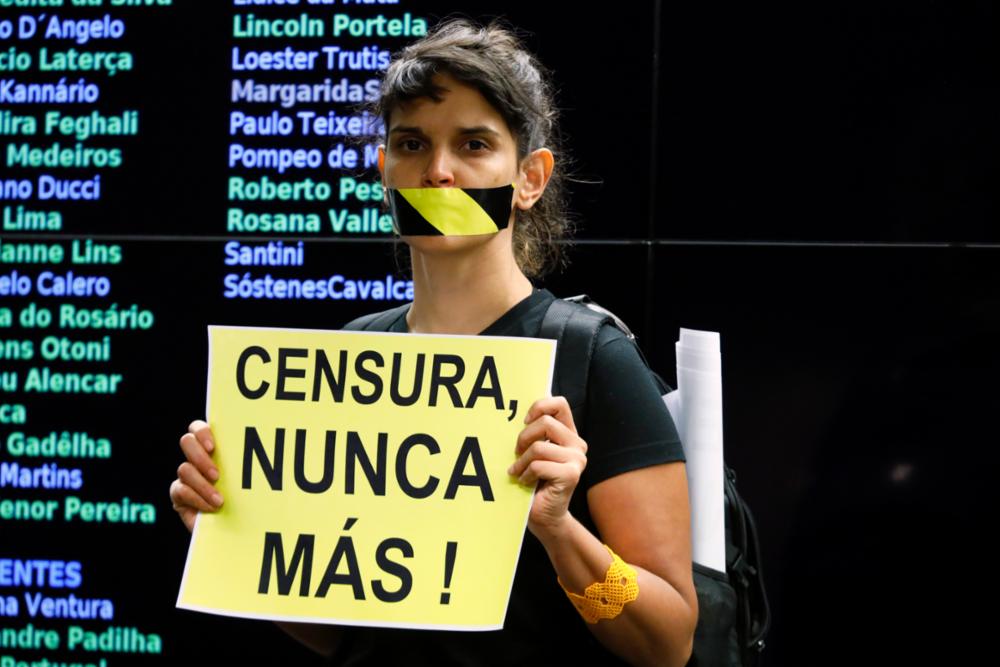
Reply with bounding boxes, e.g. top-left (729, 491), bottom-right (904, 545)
top-left (665, 328), bottom-right (727, 572)
top-left (679, 328), bottom-right (720, 354)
